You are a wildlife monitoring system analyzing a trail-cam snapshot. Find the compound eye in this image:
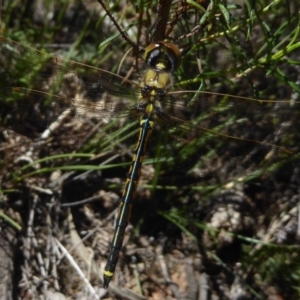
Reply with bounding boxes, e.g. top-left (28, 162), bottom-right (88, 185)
top-left (144, 43), bottom-right (160, 58)
top-left (161, 42), bottom-right (181, 62)
top-left (144, 41), bottom-right (181, 72)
